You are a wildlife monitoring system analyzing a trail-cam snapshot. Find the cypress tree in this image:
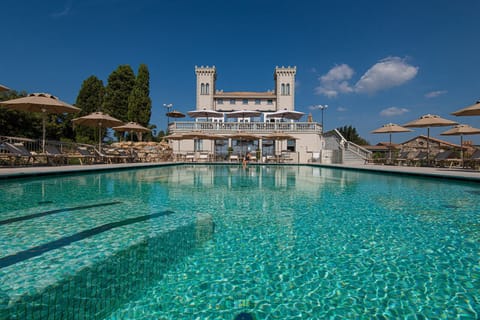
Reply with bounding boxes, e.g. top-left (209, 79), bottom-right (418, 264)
top-left (74, 76), bottom-right (105, 144)
top-left (103, 65), bottom-right (135, 122)
top-left (128, 64), bottom-right (152, 126)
